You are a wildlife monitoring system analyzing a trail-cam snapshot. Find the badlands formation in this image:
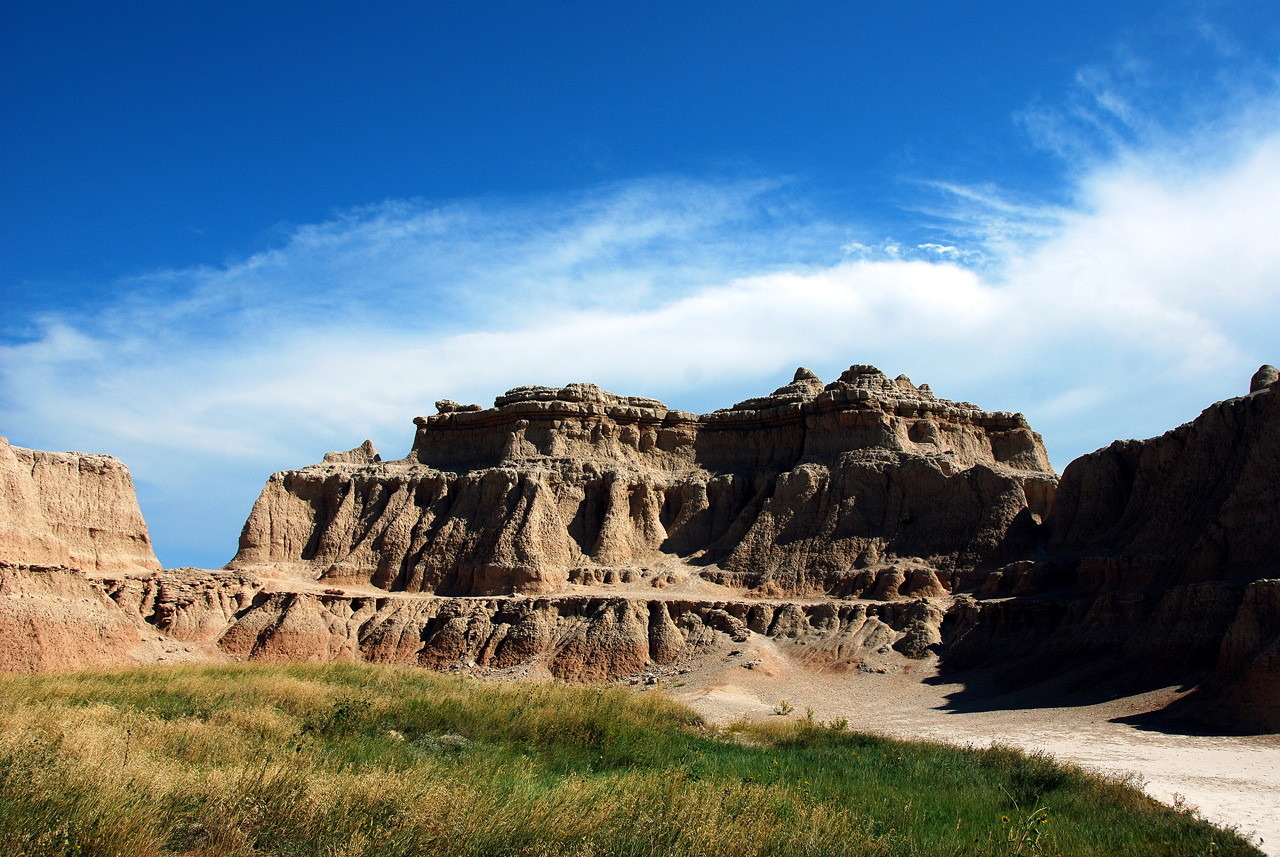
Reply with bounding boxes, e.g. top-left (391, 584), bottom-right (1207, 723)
top-left (2, 363), bottom-right (1279, 733)
top-left (0, 438), bottom-right (163, 670)
top-left (1, 437), bottom-right (159, 573)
